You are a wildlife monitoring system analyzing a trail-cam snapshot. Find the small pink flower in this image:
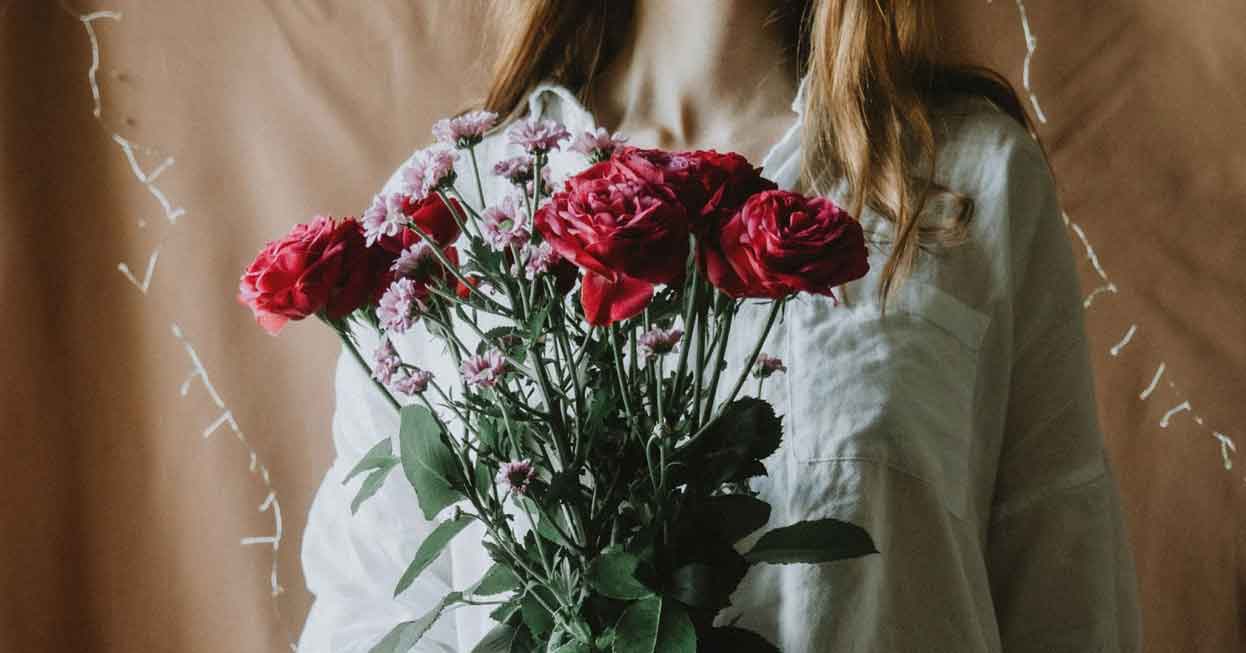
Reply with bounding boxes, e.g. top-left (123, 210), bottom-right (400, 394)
top-left (432, 110), bottom-right (498, 149)
top-left (570, 127), bottom-right (627, 162)
top-left (493, 156), bottom-right (532, 185)
top-left (497, 459), bottom-right (535, 495)
top-left (481, 196), bottom-right (530, 250)
top-left (390, 241), bottom-right (439, 279)
top-left (461, 349), bottom-right (507, 388)
top-left (402, 147), bottom-right (459, 199)
top-left (377, 278), bottom-right (425, 334)
top-left (506, 117), bottom-right (570, 154)
top-left (638, 326), bottom-right (683, 361)
top-left (522, 241), bottom-right (559, 279)
top-left (362, 193), bottom-right (409, 246)
top-left (371, 340), bottom-right (402, 385)
top-left (391, 367), bottom-right (433, 396)
top-left (752, 353), bottom-right (787, 379)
